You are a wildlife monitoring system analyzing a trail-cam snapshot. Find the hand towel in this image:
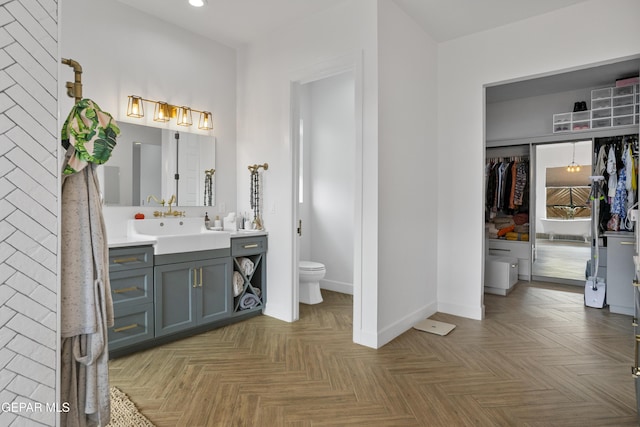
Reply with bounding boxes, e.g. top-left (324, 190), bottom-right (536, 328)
top-left (238, 257), bottom-right (254, 276)
top-left (239, 293), bottom-right (261, 310)
top-left (233, 271), bottom-right (244, 297)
